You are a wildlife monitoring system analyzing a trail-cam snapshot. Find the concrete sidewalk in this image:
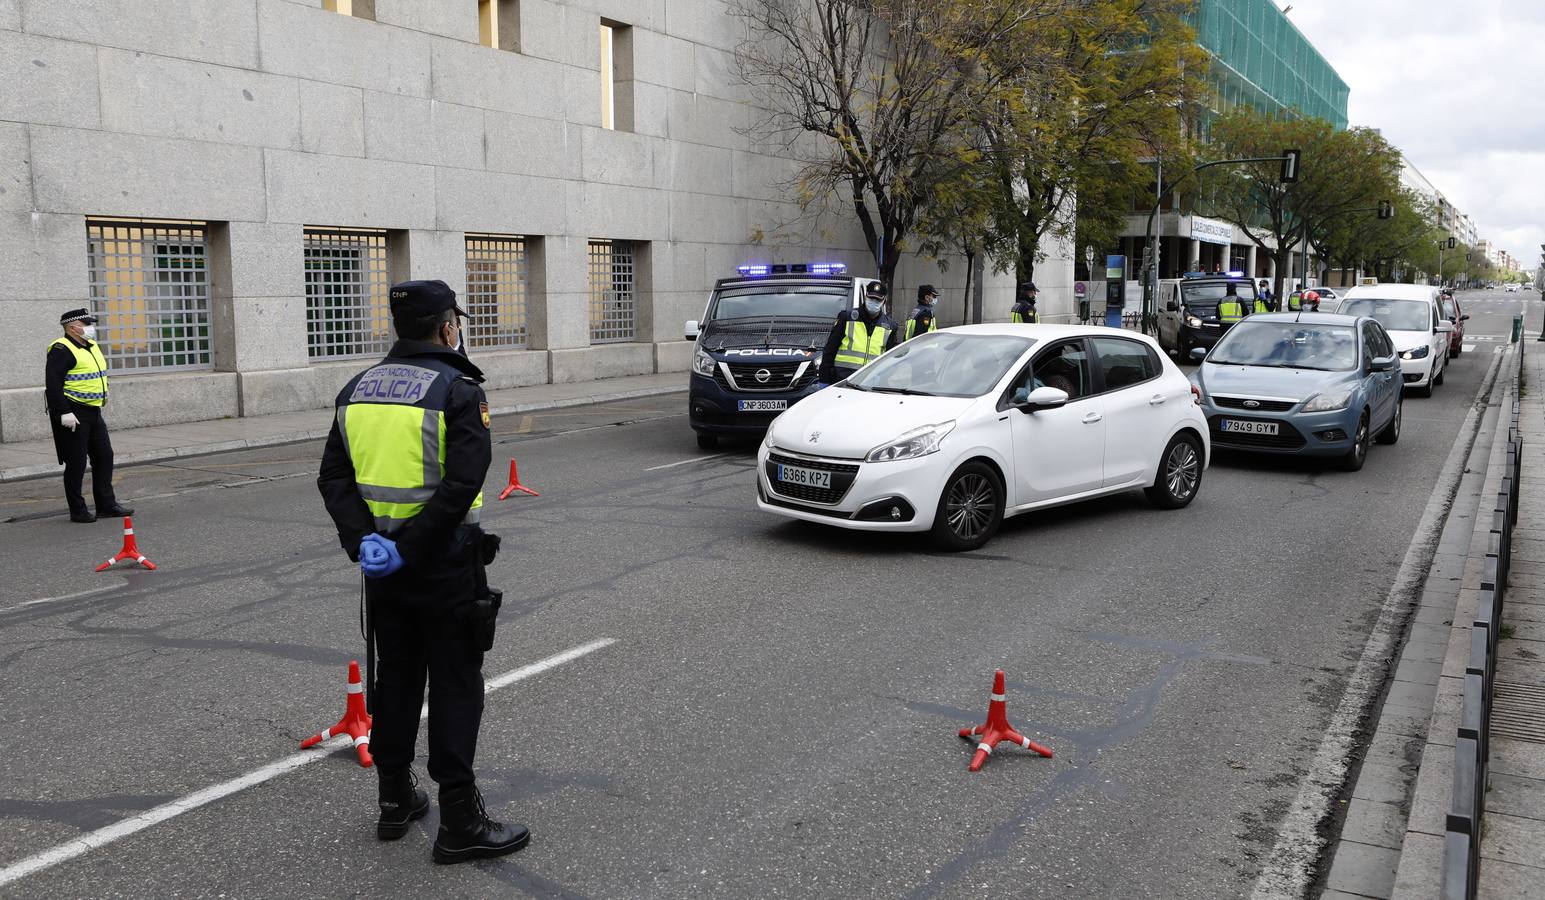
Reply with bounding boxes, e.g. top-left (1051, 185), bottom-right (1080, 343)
top-left (0, 373), bottom-right (685, 483)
